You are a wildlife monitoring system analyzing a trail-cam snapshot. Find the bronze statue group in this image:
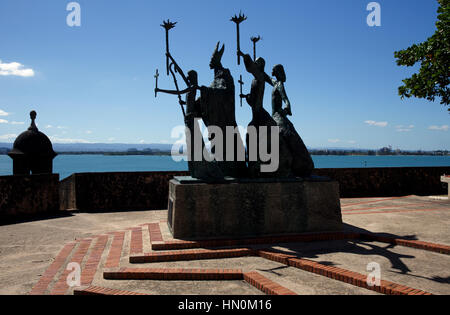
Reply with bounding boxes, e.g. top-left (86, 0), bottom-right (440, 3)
top-left (155, 15), bottom-right (314, 181)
